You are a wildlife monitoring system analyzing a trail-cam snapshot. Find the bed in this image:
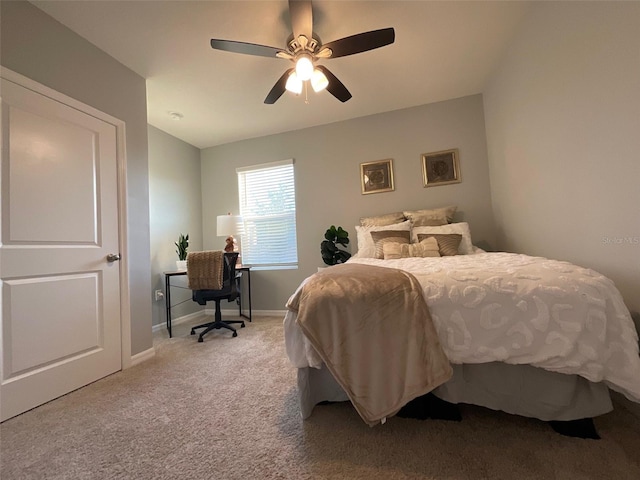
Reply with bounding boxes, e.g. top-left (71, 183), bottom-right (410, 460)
top-left (283, 207), bottom-right (640, 428)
